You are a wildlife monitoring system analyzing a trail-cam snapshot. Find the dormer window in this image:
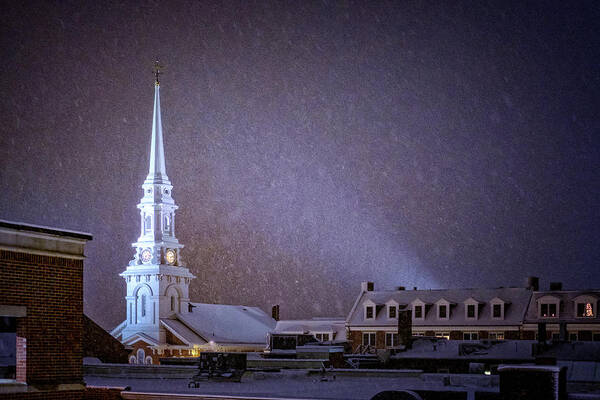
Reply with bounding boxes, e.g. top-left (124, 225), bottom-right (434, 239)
top-left (366, 306), bottom-right (374, 319)
top-left (438, 305), bottom-right (447, 319)
top-left (414, 305), bottom-right (423, 319)
top-left (388, 305), bottom-right (397, 319)
top-left (541, 303), bottom-right (557, 317)
top-left (436, 299), bottom-right (452, 320)
top-left (573, 295), bottom-right (597, 319)
top-left (538, 295), bottom-right (560, 318)
top-left (464, 298), bottom-right (481, 320)
top-left (467, 304), bottom-right (475, 318)
top-left (412, 299), bottom-right (427, 321)
top-left (490, 297), bottom-right (507, 320)
top-left (493, 304), bottom-right (502, 318)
